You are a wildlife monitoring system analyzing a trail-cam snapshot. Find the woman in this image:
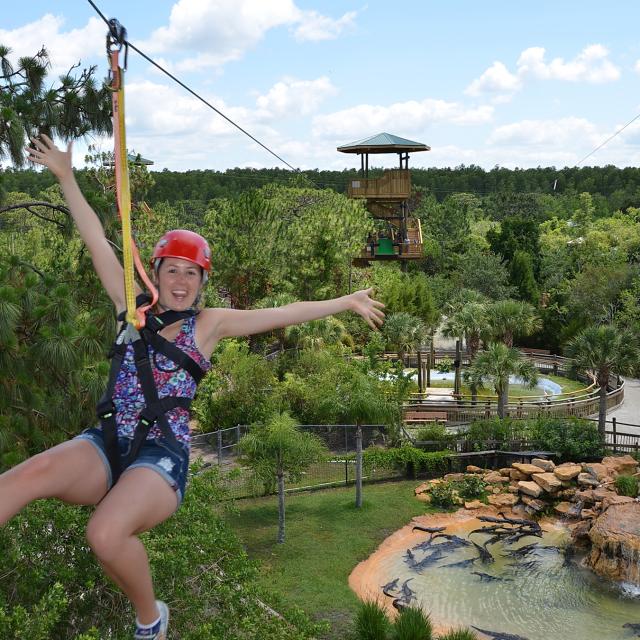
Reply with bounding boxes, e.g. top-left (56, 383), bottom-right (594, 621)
top-left (0, 135), bottom-right (385, 640)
